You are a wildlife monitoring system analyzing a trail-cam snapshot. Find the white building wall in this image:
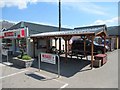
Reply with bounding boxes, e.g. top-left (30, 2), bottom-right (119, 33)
top-left (11, 39), bottom-right (16, 54)
top-left (52, 38), bottom-right (65, 50)
top-left (27, 39), bottom-right (34, 57)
